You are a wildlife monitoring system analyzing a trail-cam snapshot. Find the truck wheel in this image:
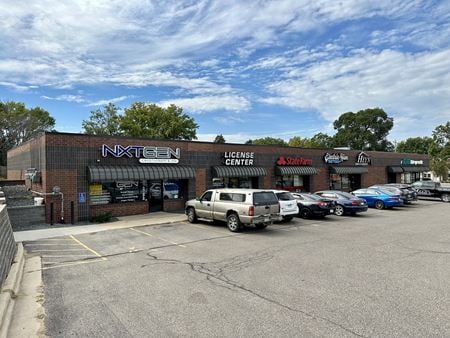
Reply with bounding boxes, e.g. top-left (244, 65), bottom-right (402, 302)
top-left (187, 208), bottom-right (197, 223)
top-left (375, 200), bottom-right (384, 209)
top-left (227, 213), bottom-right (241, 232)
top-left (441, 194), bottom-right (450, 202)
